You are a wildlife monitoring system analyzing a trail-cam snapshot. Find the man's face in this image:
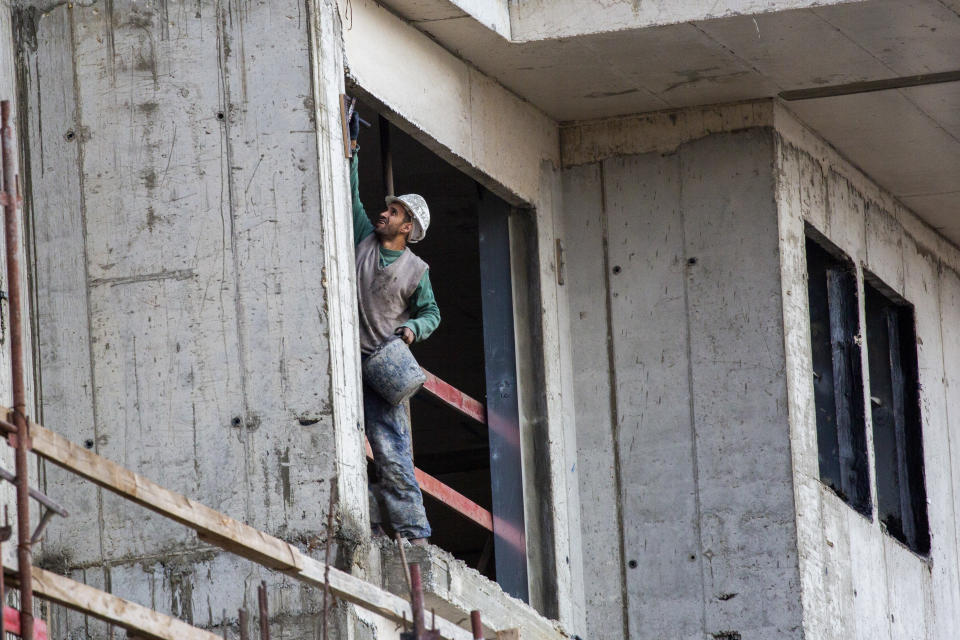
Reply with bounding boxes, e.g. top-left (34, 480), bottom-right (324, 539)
top-left (375, 202), bottom-right (414, 241)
